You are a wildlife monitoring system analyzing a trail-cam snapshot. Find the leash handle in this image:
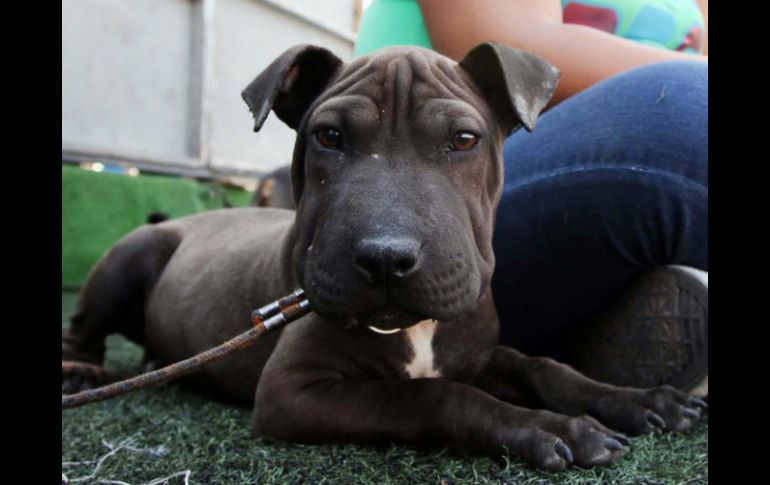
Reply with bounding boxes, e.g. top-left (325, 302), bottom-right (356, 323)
top-left (62, 289), bottom-right (311, 409)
